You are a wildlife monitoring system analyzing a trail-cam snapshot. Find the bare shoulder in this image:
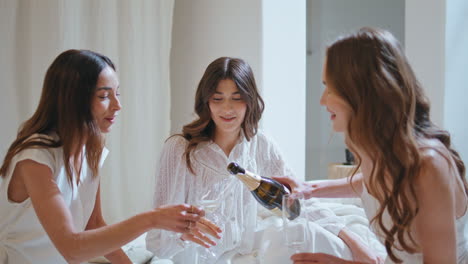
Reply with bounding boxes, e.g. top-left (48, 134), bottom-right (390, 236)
top-left (416, 139), bottom-right (454, 189)
top-left (15, 159), bottom-right (53, 180)
top-left (9, 159), bottom-right (53, 203)
top-left (412, 141), bottom-right (460, 264)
